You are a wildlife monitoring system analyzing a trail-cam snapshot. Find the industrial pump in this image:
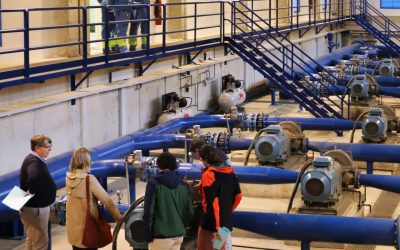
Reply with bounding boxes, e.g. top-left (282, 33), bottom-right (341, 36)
top-left (218, 74), bottom-right (246, 113)
top-left (254, 123), bottom-right (306, 165)
top-left (362, 107), bottom-right (388, 142)
top-left (377, 59), bottom-right (400, 77)
top-left (348, 74), bottom-right (378, 102)
top-left (301, 156), bottom-right (342, 207)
